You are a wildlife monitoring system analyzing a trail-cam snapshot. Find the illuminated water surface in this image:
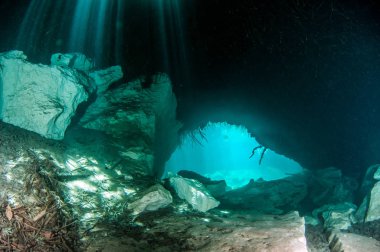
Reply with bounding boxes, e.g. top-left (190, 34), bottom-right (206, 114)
top-left (164, 122), bottom-right (303, 189)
